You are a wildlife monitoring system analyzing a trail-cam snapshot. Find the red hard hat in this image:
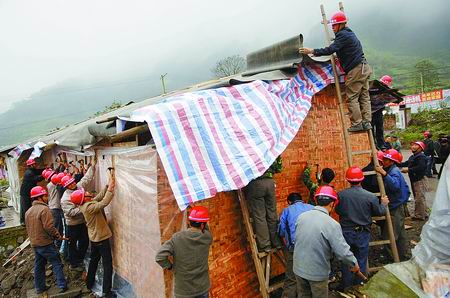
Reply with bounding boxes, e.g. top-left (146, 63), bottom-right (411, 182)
top-left (44, 170), bottom-right (55, 181)
top-left (377, 151), bottom-right (384, 162)
top-left (51, 173), bottom-right (63, 185)
top-left (330, 11), bottom-right (347, 25)
top-left (70, 189), bottom-right (85, 205)
top-left (383, 149), bottom-right (402, 164)
top-left (423, 131), bottom-right (431, 138)
top-left (30, 186), bottom-right (47, 199)
top-left (26, 158), bottom-right (36, 166)
top-left (55, 173), bottom-right (66, 185)
top-left (314, 186), bottom-right (339, 205)
top-left (380, 75), bottom-right (392, 87)
top-left (61, 175), bottom-right (76, 188)
top-left (346, 166), bottom-right (364, 182)
top-left (411, 141), bottom-right (426, 151)
top-left (41, 169), bottom-right (49, 178)
top-left (188, 206), bottom-right (210, 222)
